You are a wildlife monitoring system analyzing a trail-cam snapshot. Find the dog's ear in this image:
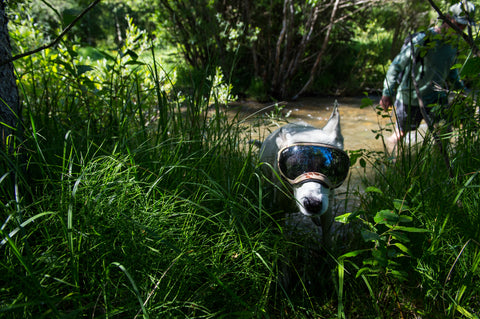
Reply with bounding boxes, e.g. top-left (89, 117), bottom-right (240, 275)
top-left (275, 126), bottom-right (290, 149)
top-left (322, 101), bottom-right (344, 147)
